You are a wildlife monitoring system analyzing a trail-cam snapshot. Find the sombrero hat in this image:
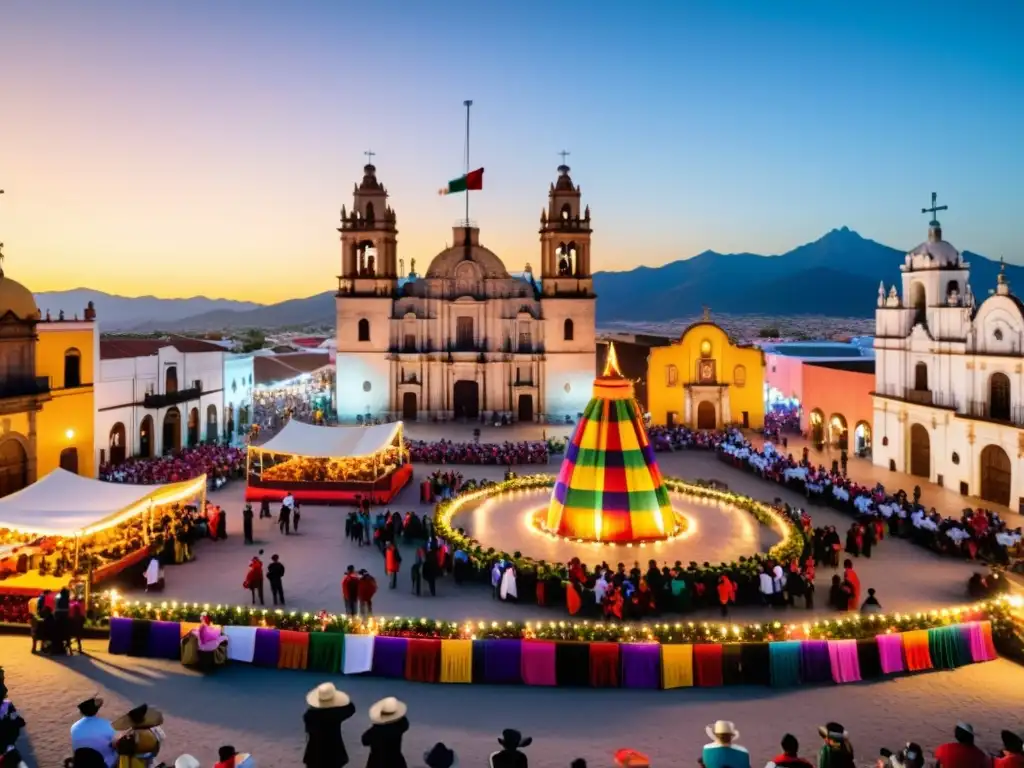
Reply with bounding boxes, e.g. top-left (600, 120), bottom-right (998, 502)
top-left (306, 682), bottom-right (351, 710)
top-left (112, 703), bottom-right (164, 730)
top-left (368, 696), bottom-right (407, 725)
